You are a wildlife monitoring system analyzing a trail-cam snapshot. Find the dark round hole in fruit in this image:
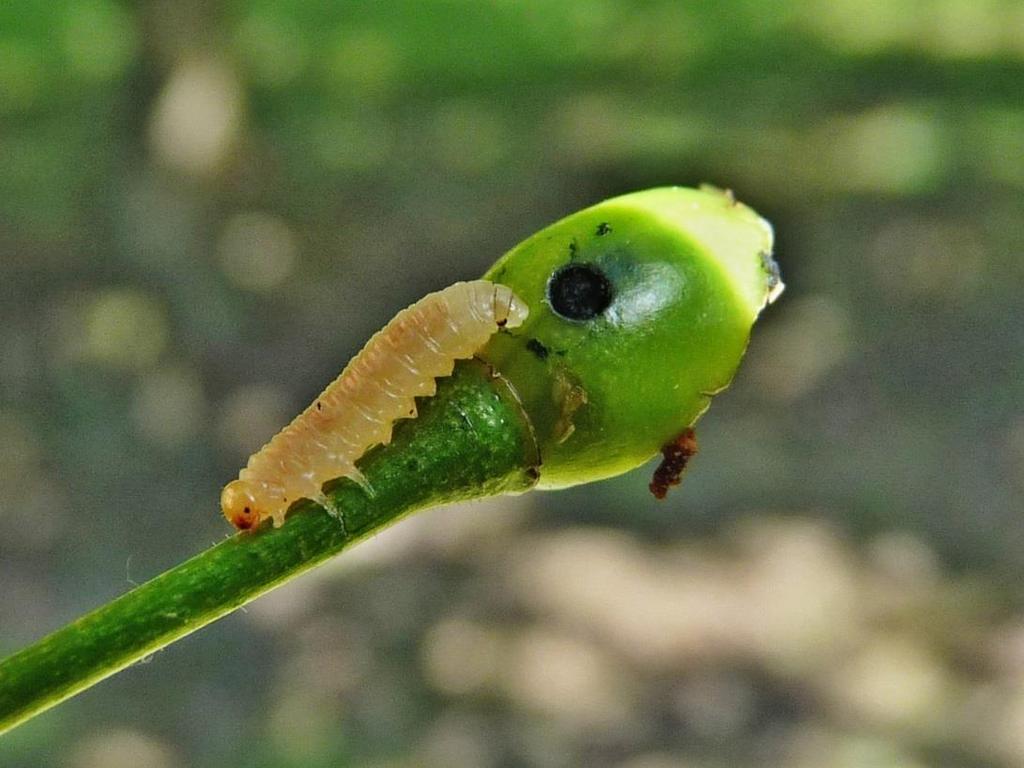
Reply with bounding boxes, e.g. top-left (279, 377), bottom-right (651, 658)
top-left (547, 263), bottom-right (613, 321)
